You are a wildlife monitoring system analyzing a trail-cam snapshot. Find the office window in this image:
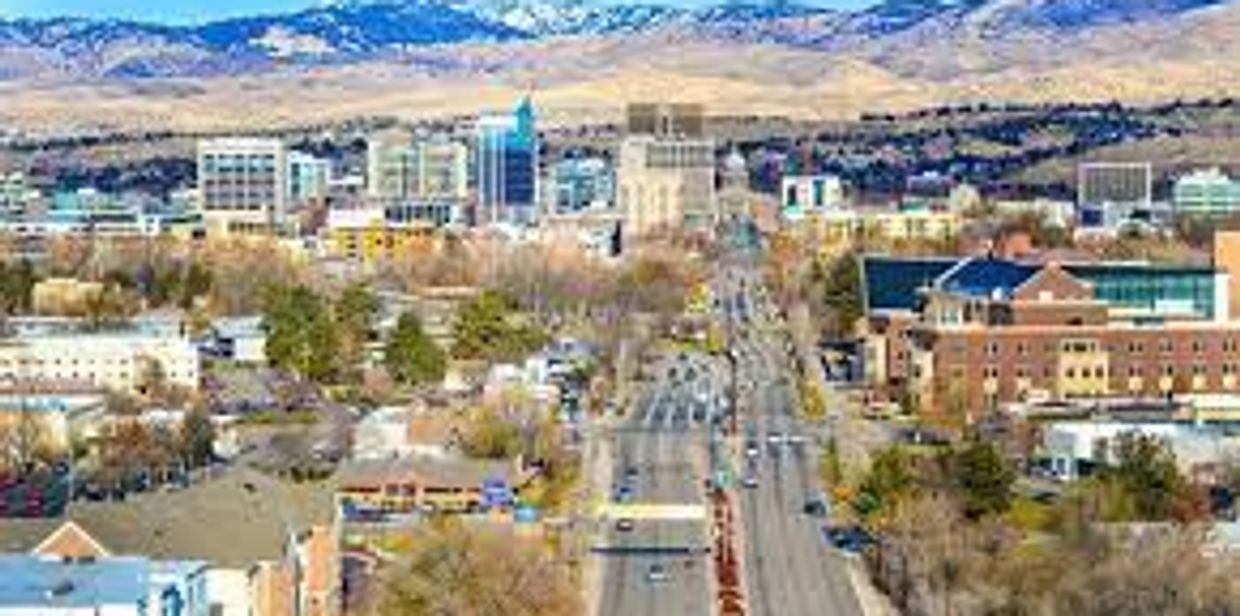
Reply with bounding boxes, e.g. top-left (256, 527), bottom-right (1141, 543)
top-left (1160, 339), bottom-right (1174, 353)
